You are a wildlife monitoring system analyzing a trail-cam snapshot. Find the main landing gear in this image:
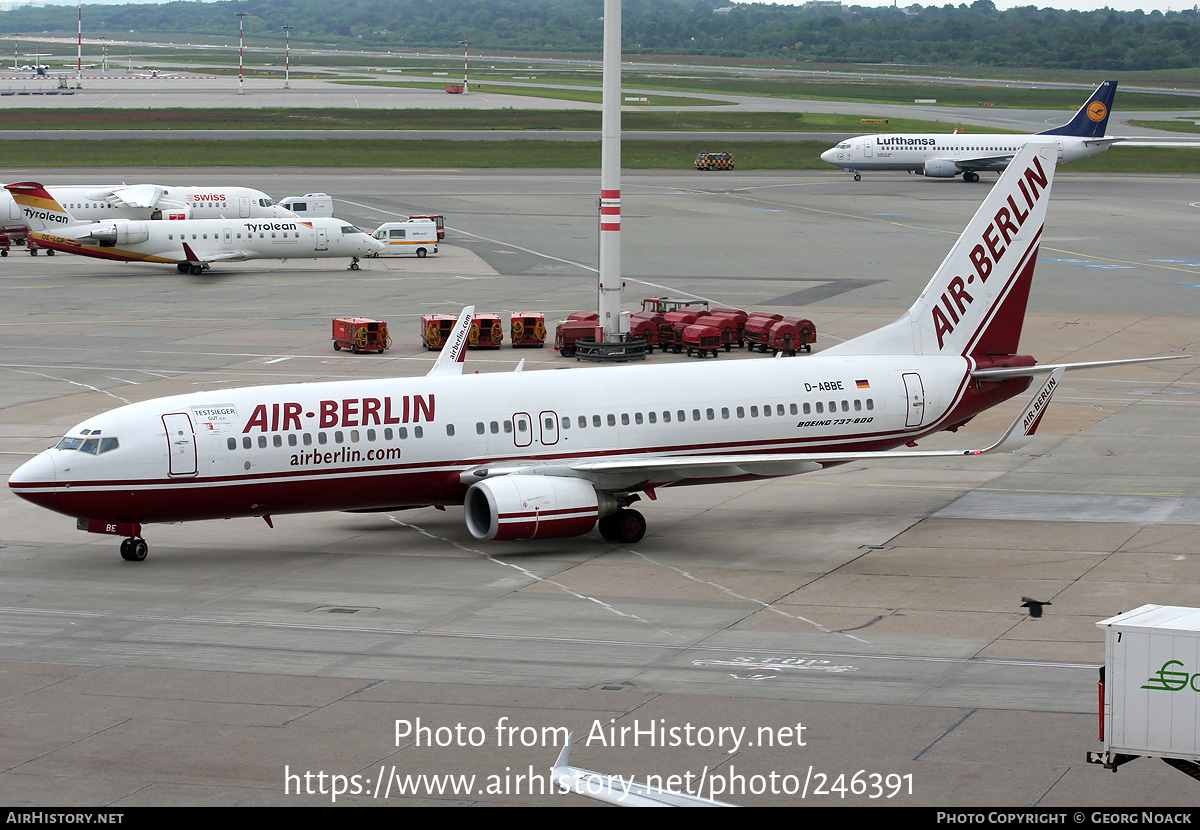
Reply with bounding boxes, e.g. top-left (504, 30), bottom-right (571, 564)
top-left (962, 171), bottom-right (981, 183)
top-left (597, 508), bottom-right (647, 544)
top-left (120, 537), bottom-right (149, 562)
top-left (177, 262), bottom-right (208, 275)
